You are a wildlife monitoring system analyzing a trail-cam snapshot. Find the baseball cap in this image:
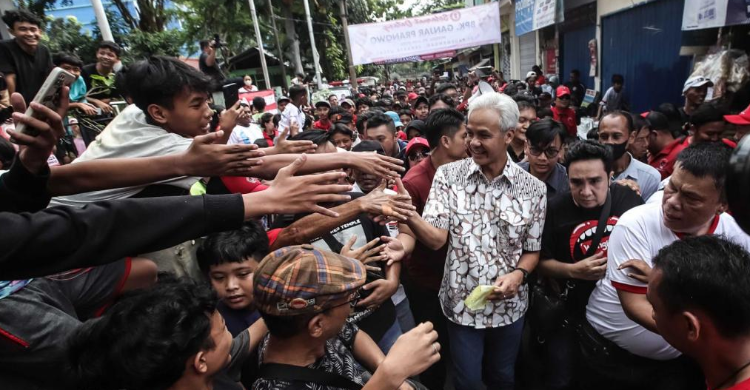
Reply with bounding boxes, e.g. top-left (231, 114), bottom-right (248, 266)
top-left (414, 96), bottom-right (429, 108)
top-left (278, 96), bottom-right (291, 103)
top-left (404, 119), bottom-right (425, 136)
top-left (725, 103), bottom-right (750, 126)
top-left (68, 118), bottom-right (79, 125)
top-left (315, 100), bottom-right (331, 109)
top-left (682, 76), bottom-right (714, 94)
top-left (556, 85), bottom-right (571, 97)
top-left (385, 111), bottom-right (404, 127)
top-left (341, 98), bottom-right (355, 108)
top-left (407, 92), bottom-right (418, 100)
top-left (335, 112), bottom-right (354, 124)
top-left (405, 137), bottom-right (430, 156)
top-left (253, 245), bottom-right (366, 316)
top-left (526, 71), bottom-right (537, 79)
